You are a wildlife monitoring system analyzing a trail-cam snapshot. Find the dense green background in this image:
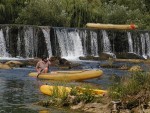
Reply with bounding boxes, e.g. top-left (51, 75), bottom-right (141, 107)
top-left (0, 0), bottom-right (150, 29)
